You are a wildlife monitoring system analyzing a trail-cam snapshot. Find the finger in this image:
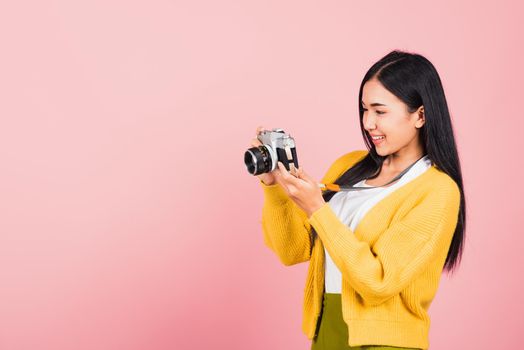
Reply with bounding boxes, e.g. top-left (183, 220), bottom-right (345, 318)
top-left (273, 166), bottom-right (284, 183)
top-left (297, 167), bottom-right (316, 185)
top-left (297, 167), bottom-right (310, 181)
top-left (278, 162), bottom-right (301, 185)
top-left (288, 164), bottom-right (301, 178)
top-left (288, 164), bottom-right (298, 177)
top-left (250, 137), bottom-right (262, 147)
top-left (256, 125), bottom-right (265, 135)
top-left (277, 161), bottom-right (289, 176)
